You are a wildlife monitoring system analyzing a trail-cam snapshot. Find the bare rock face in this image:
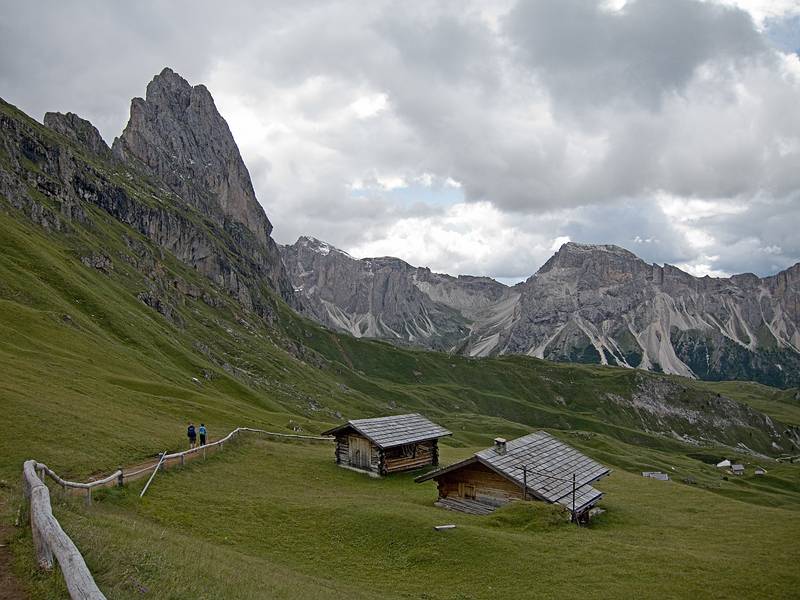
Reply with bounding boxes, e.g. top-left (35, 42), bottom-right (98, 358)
top-left (110, 68), bottom-right (295, 305)
top-left (483, 243), bottom-right (800, 388)
top-left (281, 236), bottom-right (508, 349)
top-left (43, 111), bottom-right (111, 158)
top-left (284, 238), bottom-right (800, 387)
top-left (112, 67), bottom-right (272, 244)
